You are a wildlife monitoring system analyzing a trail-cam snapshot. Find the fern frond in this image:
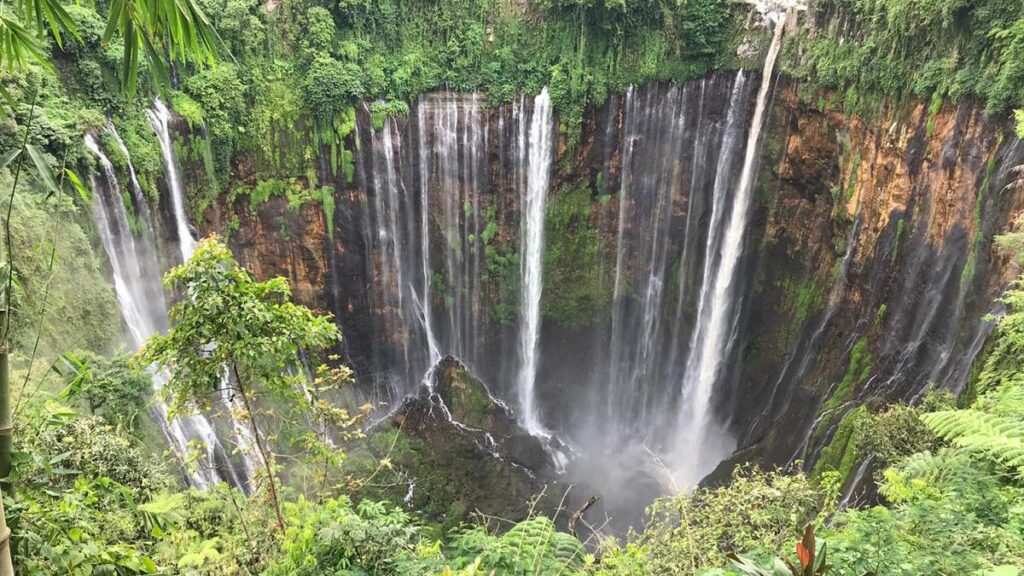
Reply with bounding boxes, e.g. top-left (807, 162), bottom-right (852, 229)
top-left (493, 517), bottom-right (586, 573)
top-left (921, 410), bottom-right (1024, 477)
top-left (895, 449), bottom-right (973, 484)
top-left (978, 375), bottom-right (1024, 415)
